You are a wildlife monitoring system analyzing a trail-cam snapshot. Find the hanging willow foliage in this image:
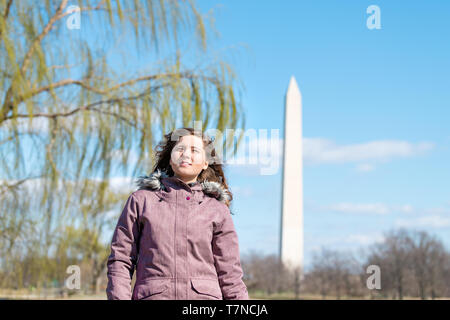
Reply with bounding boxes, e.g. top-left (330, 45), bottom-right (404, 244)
top-left (0, 0), bottom-right (246, 291)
